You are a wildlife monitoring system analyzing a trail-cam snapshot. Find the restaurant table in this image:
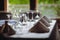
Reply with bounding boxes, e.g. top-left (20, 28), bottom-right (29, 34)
top-left (6, 14), bottom-right (59, 40)
top-left (3, 20), bottom-right (59, 40)
top-left (0, 18), bottom-right (59, 40)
